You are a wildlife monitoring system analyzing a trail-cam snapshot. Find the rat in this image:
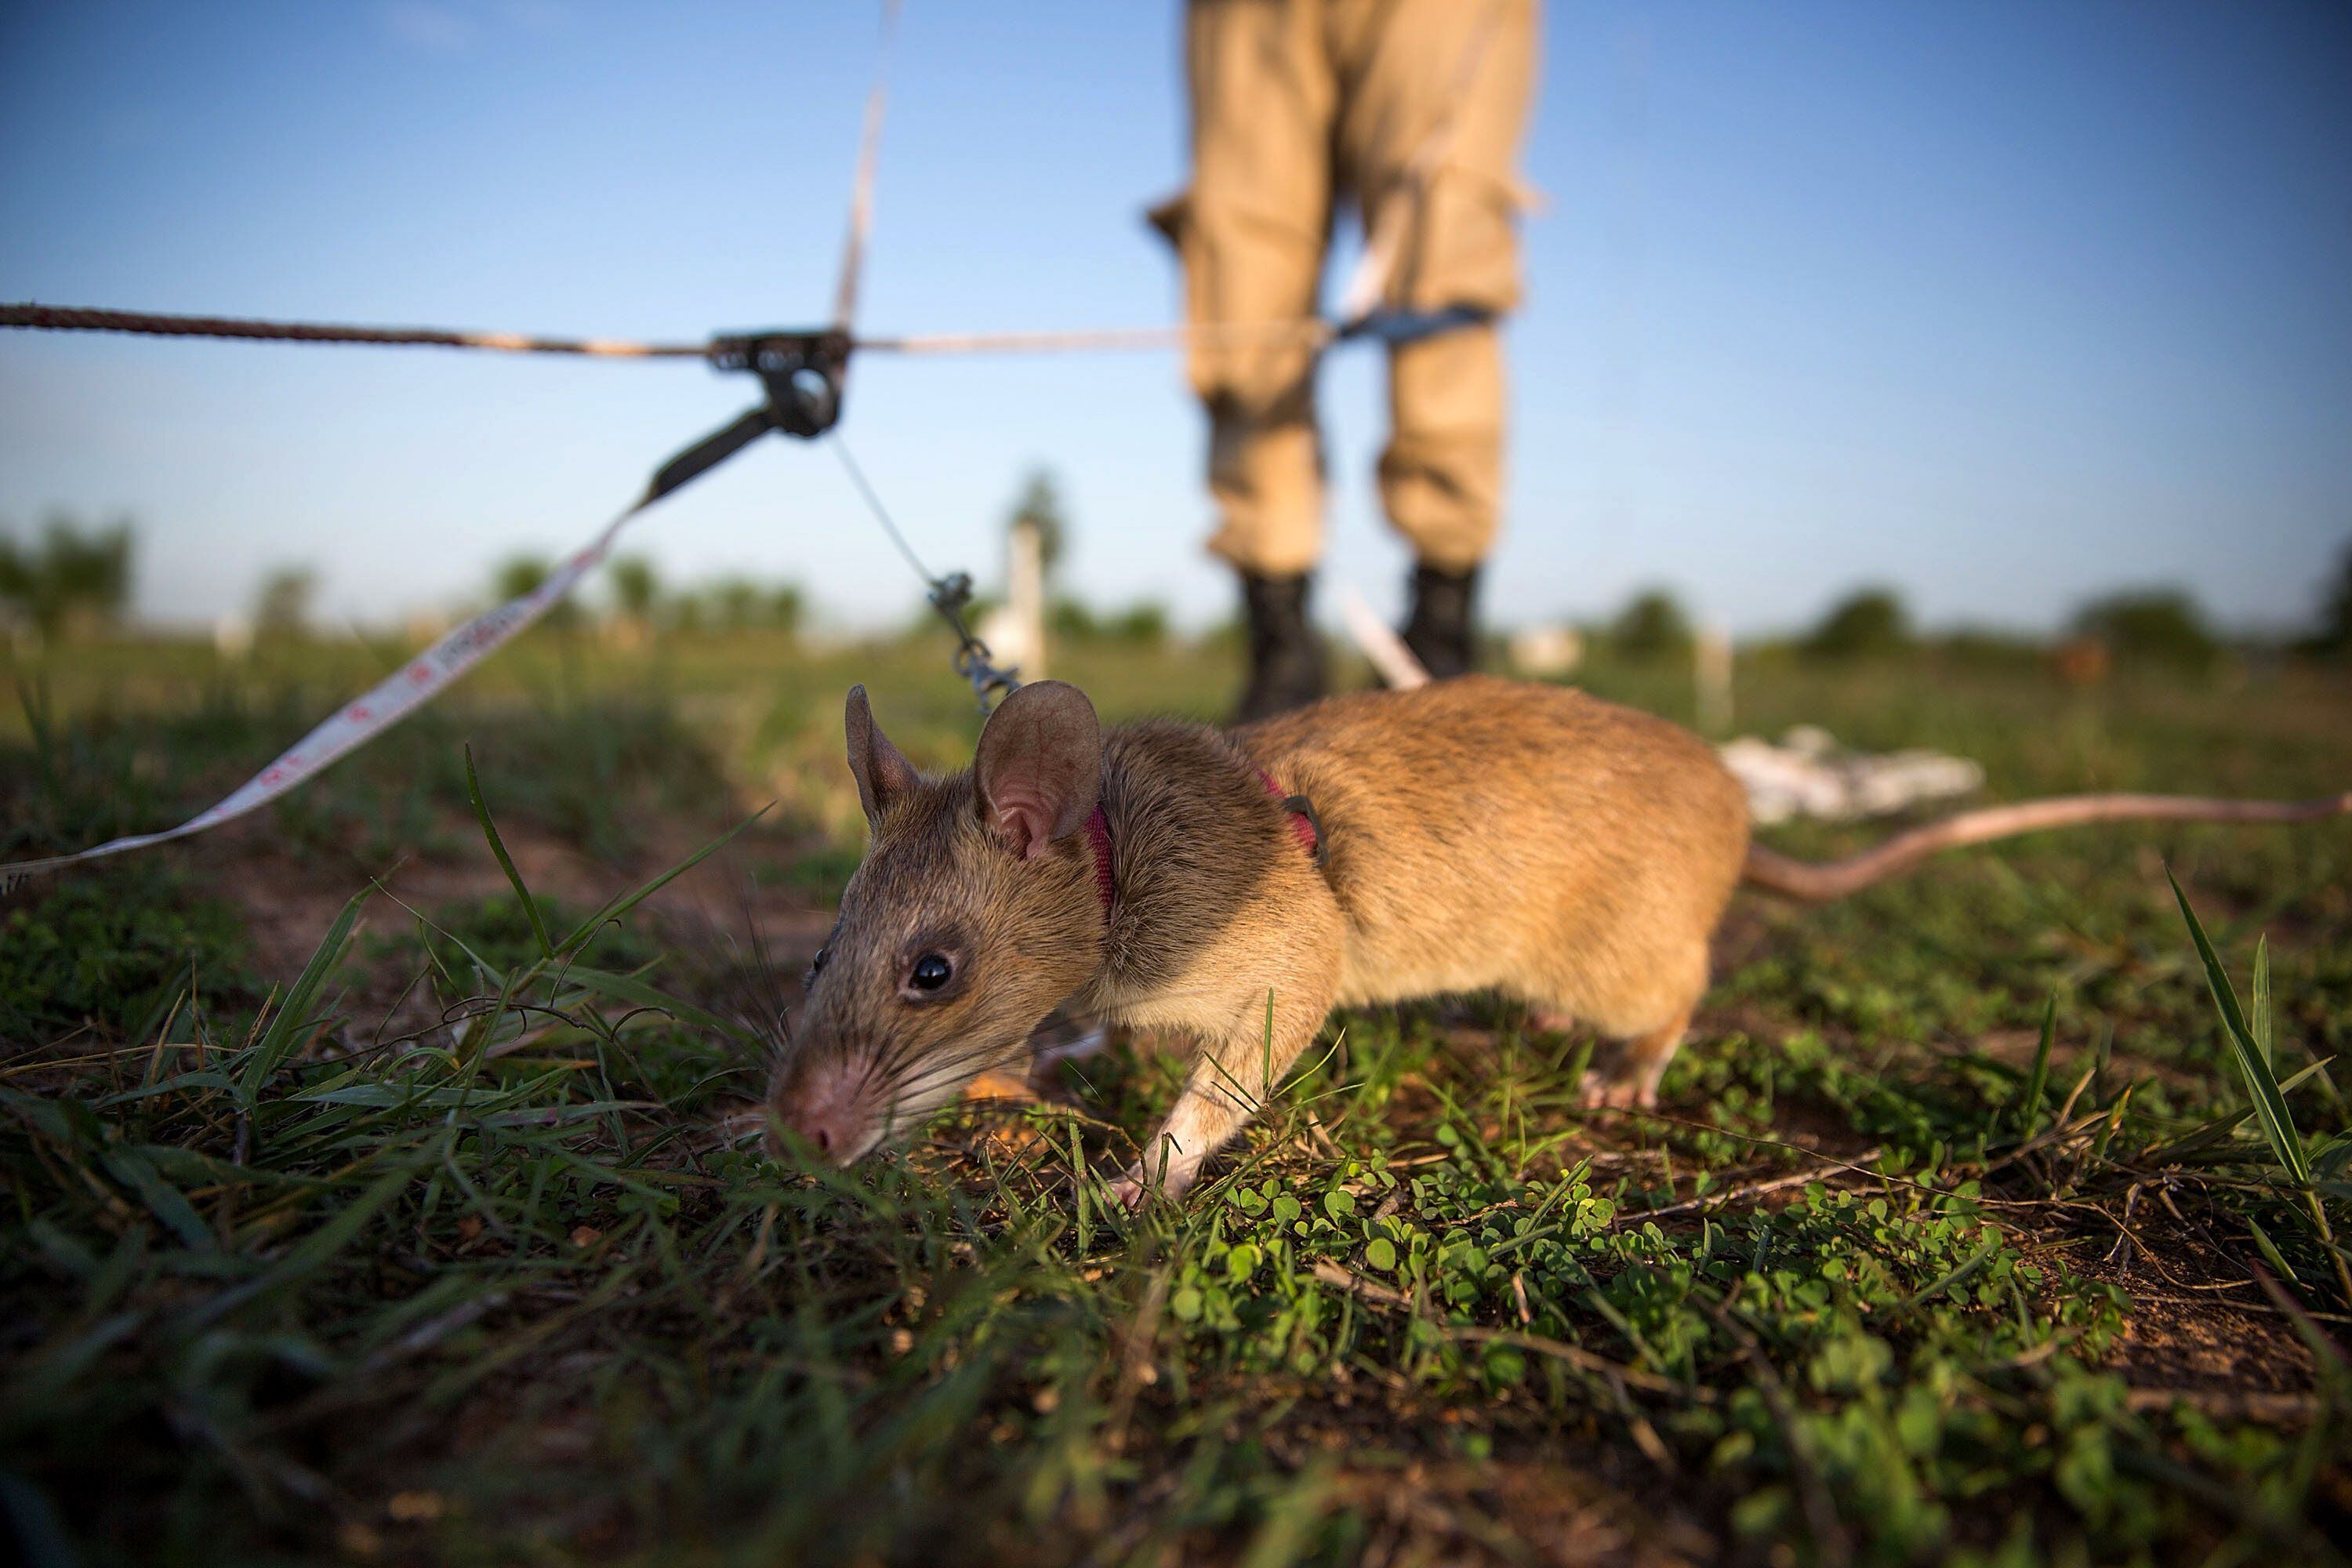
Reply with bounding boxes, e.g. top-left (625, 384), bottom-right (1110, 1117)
top-left (764, 676), bottom-right (2348, 1203)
